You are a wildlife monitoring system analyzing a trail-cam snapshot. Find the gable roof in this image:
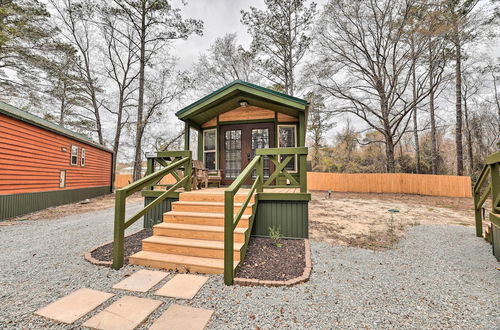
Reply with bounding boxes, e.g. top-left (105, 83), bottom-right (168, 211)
top-left (0, 101), bottom-right (113, 153)
top-left (175, 80), bottom-right (308, 125)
